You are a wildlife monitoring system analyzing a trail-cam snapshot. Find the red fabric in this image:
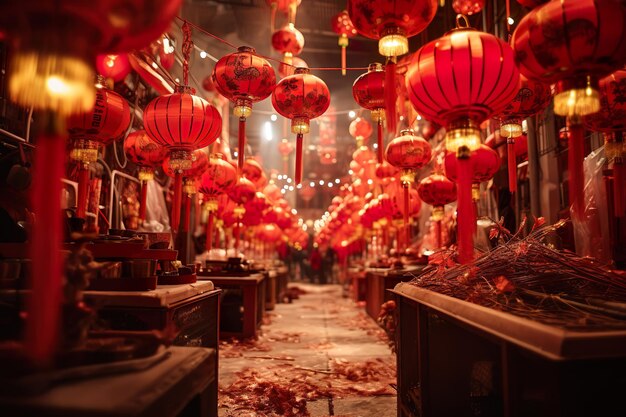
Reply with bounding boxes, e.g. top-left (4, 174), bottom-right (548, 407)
top-left (376, 120), bottom-right (384, 163)
top-left (139, 181), bottom-right (148, 221)
top-left (385, 60), bottom-right (397, 135)
top-left (171, 173), bottom-right (182, 232)
top-left (181, 195), bottom-right (191, 233)
top-left (507, 140), bottom-right (517, 193)
top-left (457, 157), bottom-right (474, 264)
